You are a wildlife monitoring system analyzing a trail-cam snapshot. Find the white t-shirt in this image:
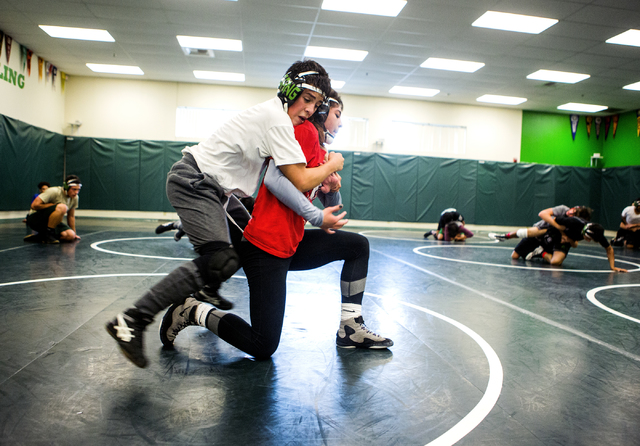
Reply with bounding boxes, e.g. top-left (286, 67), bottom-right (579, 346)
top-left (183, 97), bottom-right (306, 196)
top-left (622, 205), bottom-right (640, 225)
